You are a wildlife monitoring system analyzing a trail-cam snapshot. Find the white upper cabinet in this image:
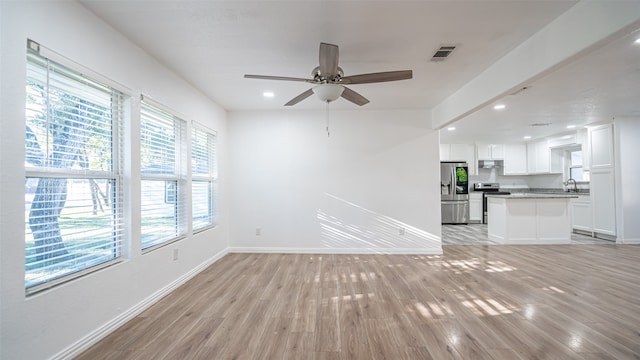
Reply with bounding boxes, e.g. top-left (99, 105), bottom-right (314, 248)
top-left (490, 144), bottom-right (504, 160)
top-left (527, 140), bottom-right (551, 174)
top-left (577, 128), bottom-right (590, 171)
top-left (440, 143), bottom-right (476, 175)
top-left (476, 143), bottom-right (504, 160)
top-left (503, 143), bottom-right (527, 175)
top-left (450, 144), bottom-right (476, 176)
top-left (589, 124), bottom-right (614, 169)
top-left (439, 144), bottom-right (451, 161)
